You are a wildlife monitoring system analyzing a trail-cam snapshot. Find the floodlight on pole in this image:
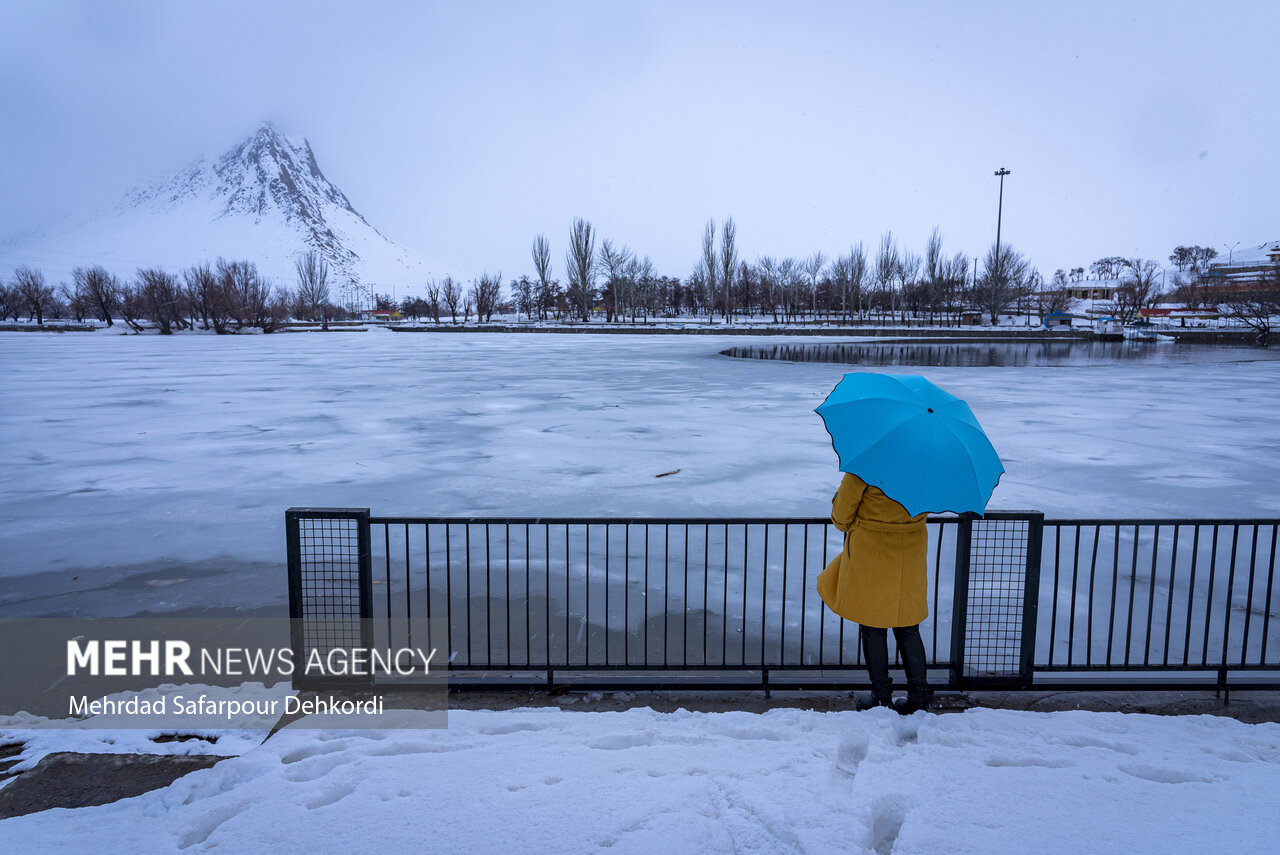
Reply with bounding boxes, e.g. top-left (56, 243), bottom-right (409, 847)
top-left (1224, 241), bottom-right (1240, 266)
